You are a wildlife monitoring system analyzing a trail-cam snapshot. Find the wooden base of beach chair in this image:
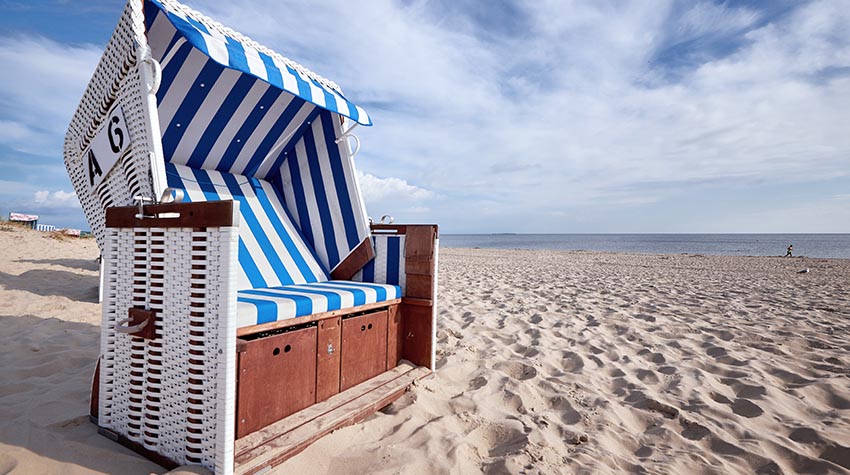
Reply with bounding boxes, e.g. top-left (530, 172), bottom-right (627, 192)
top-left (89, 298), bottom-right (435, 472)
top-left (92, 362), bottom-right (430, 473)
top-left (233, 362), bottom-right (430, 475)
